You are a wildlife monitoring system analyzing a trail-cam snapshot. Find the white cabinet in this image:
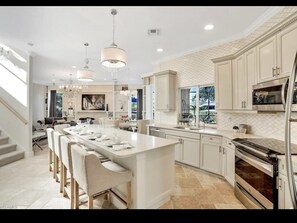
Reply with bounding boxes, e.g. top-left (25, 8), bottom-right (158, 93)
top-left (278, 173), bottom-right (294, 209)
top-left (277, 21), bottom-right (297, 78)
top-left (222, 137), bottom-right (235, 186)
top-left (166, 134), bottom-right (200, 167)
top-left (166, 134), bottom-right (182, 162)
top-left (257, 35), bottom-right (277, 83)
top-left (215, 60), bottom-right (233, 110)
top-left (233, 48), bottom-right (257, 110)
top-left (200, 134), bottom-right (222, 175)
top-left (154, 70), bottom-right (176, 112)
top-left (257, 21), bottom-right (297, 83)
